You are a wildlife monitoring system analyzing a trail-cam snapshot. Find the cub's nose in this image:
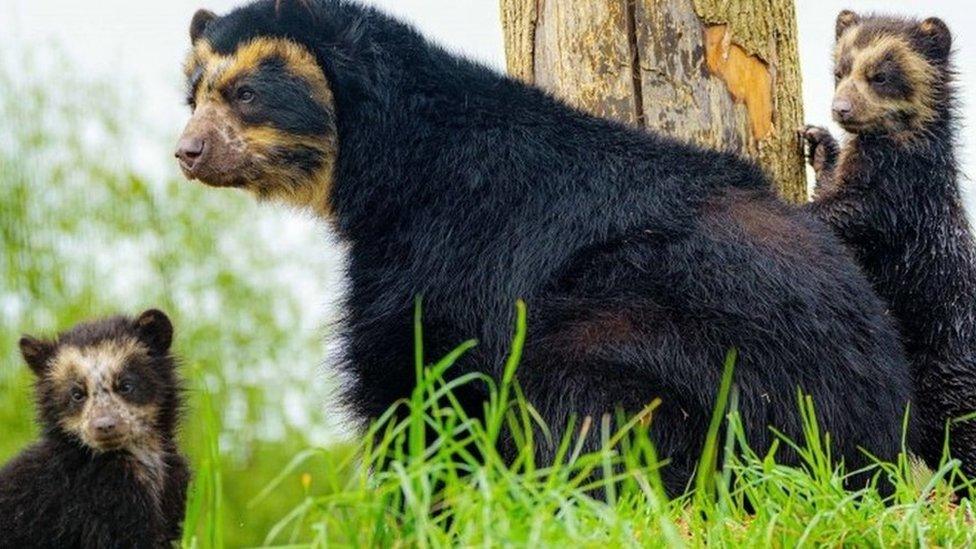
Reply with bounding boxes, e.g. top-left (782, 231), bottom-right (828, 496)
top-left (175, 137), bottom-right (207, 171)
top-left (92, 416), bottom-right (118, 436)
top-left (832, 98), bottom-right (853, 121)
